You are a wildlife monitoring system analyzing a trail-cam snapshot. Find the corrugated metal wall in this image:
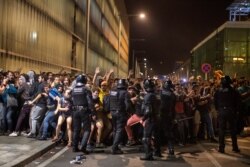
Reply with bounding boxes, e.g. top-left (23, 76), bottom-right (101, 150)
top-left (0, 0), bottom-right (129, 77)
